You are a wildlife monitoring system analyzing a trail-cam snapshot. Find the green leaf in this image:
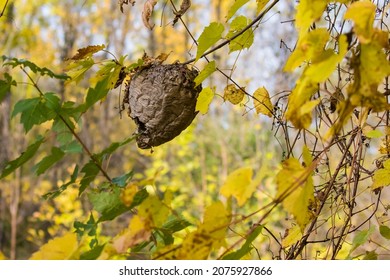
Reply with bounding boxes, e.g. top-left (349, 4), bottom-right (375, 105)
top-left (33, 147), bottom-right (65, 175)
top-left (96, 136), bottom-right (136, 160)
top-left (349, 226), bottom-right (375, 254)
top-left (226, 0), bottom-right (250, 21)
top-left (82, 78), bottom-right (110, 112)
top-left (162, 217), bottom-right (192, 233)
top-left (65, 57), bottom-right (94, 84)
top-left (43, 165), bottom-right (79, 200)
top-left (89, 187), bottom-right (148, 222)
top-left (1, 136), bottom-right (44, 179)
top-left (61, 140), bottom-right (83, 154)
top-left (0, 73), bottom-right (16, 103)
top-left (2, 56), bottom-right (69, 80)
top-left (223, 225), bottom-right (263, 260)
top-left (363, 250), bottom-right (378, 260)
top-left (112, 170), bottom-right (134, 188)
top-left (12, 93), bottom-right (60, 133)
top-left (363, 128), bottom-right (383, 139)
top-left (196, 22), bottom-right (224, 62)
top-left (79, 161), bottom-right (101, 195)
top-left (196, 87), bottom-right (215, 114)
top-left (74, 214), bottom-right (97, 238)
top-left (226, 15), bottom-right (254, 53)
top-left (194, 61), bottom-right (216, 86)
top-left (379, 225), bottom-right (390, 240)
top-left (80, 244), bottom-right (105, 260)
top-left (90, 60), bottom-right (123, 89)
